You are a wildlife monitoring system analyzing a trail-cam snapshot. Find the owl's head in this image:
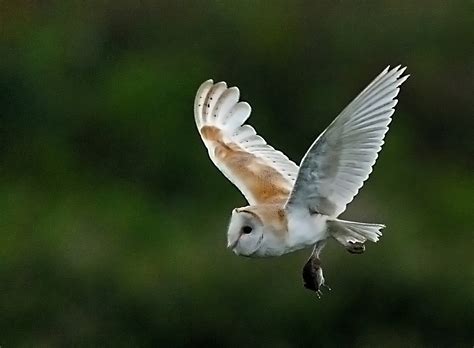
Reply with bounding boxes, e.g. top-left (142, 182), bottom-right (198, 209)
top-left (227, 207), bottom-right (265, 256)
